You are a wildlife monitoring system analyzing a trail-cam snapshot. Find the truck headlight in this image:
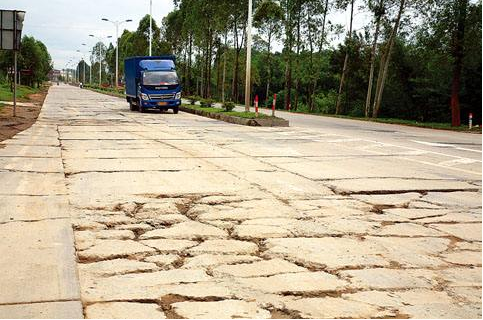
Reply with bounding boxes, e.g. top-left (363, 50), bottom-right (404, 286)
top-left (175, 92), bottom-right (181, 100)
top-left (141, 93), bottom-right (149, 100)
